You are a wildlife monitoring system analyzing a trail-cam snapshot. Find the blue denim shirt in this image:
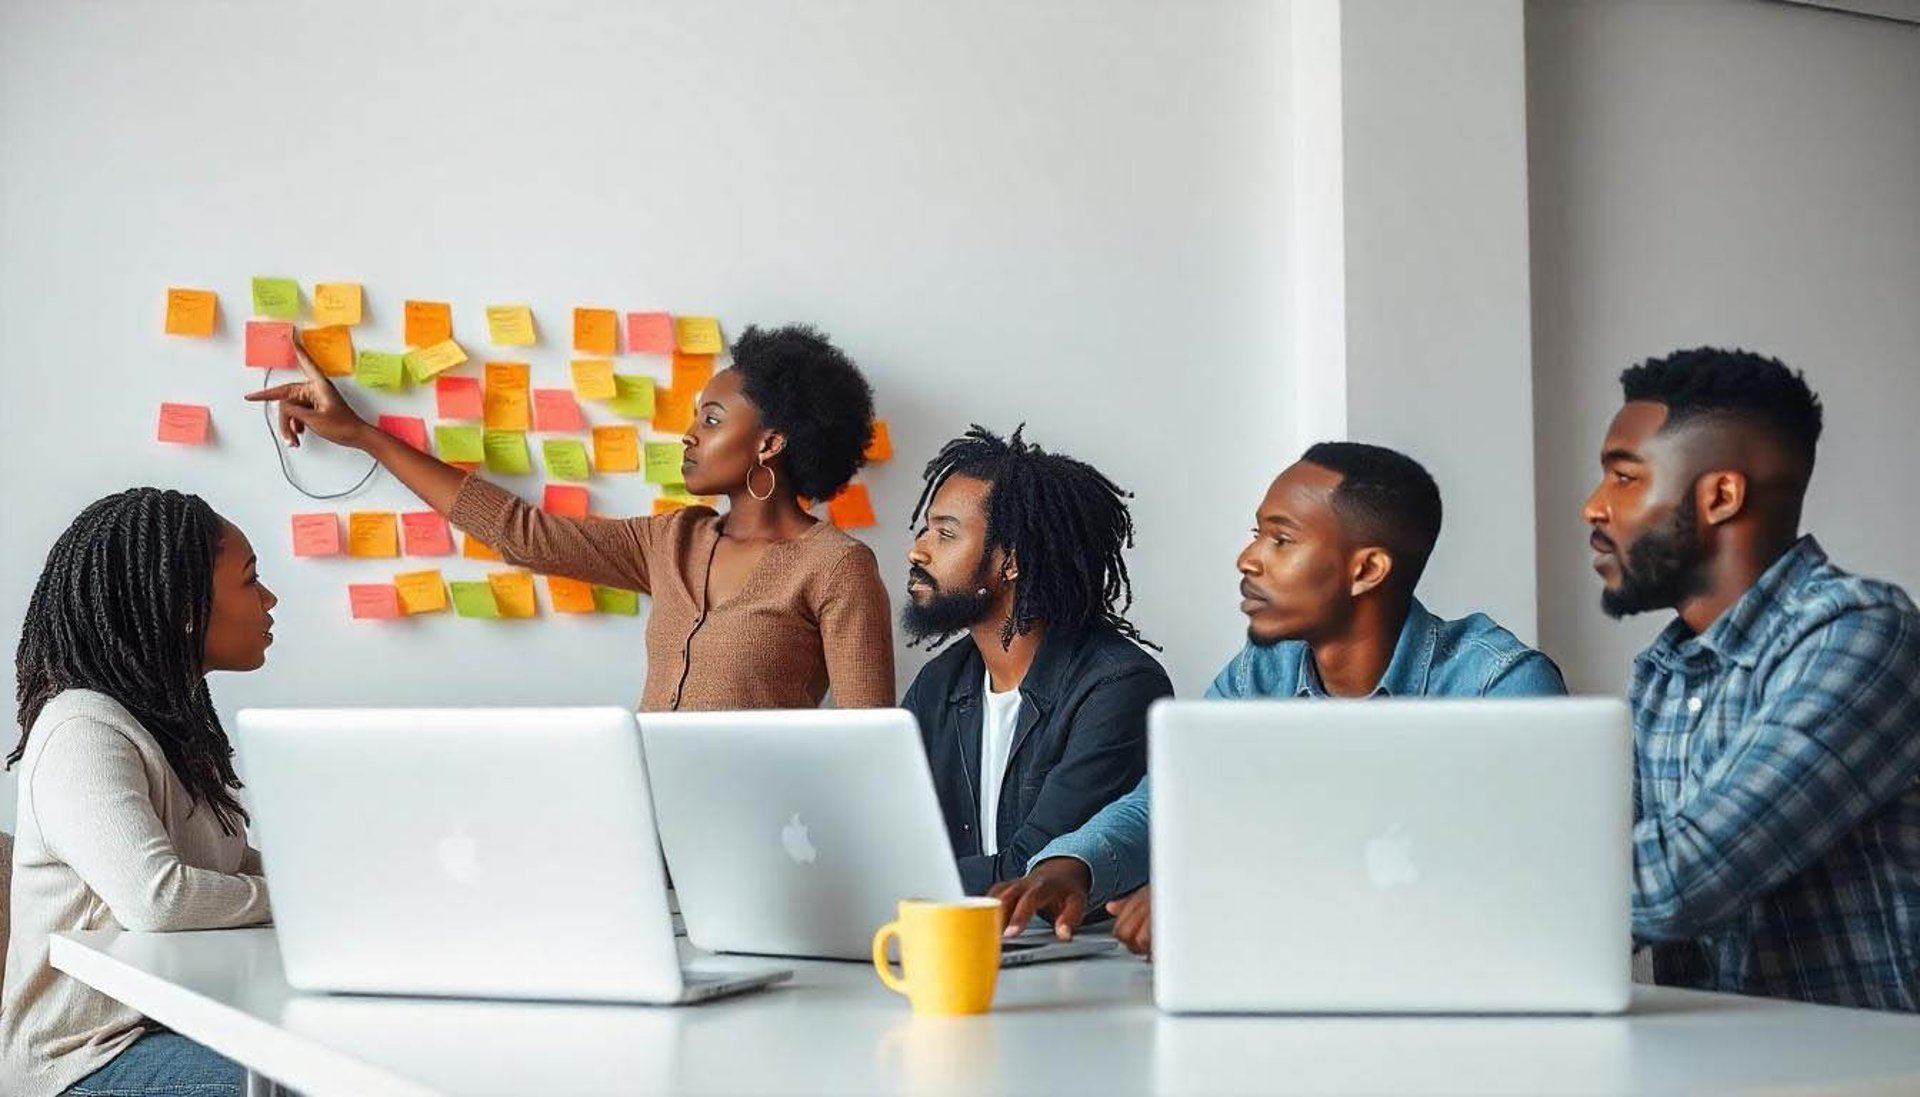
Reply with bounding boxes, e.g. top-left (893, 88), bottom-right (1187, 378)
top-left (1030, 599), bottom-right (1568, 903)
